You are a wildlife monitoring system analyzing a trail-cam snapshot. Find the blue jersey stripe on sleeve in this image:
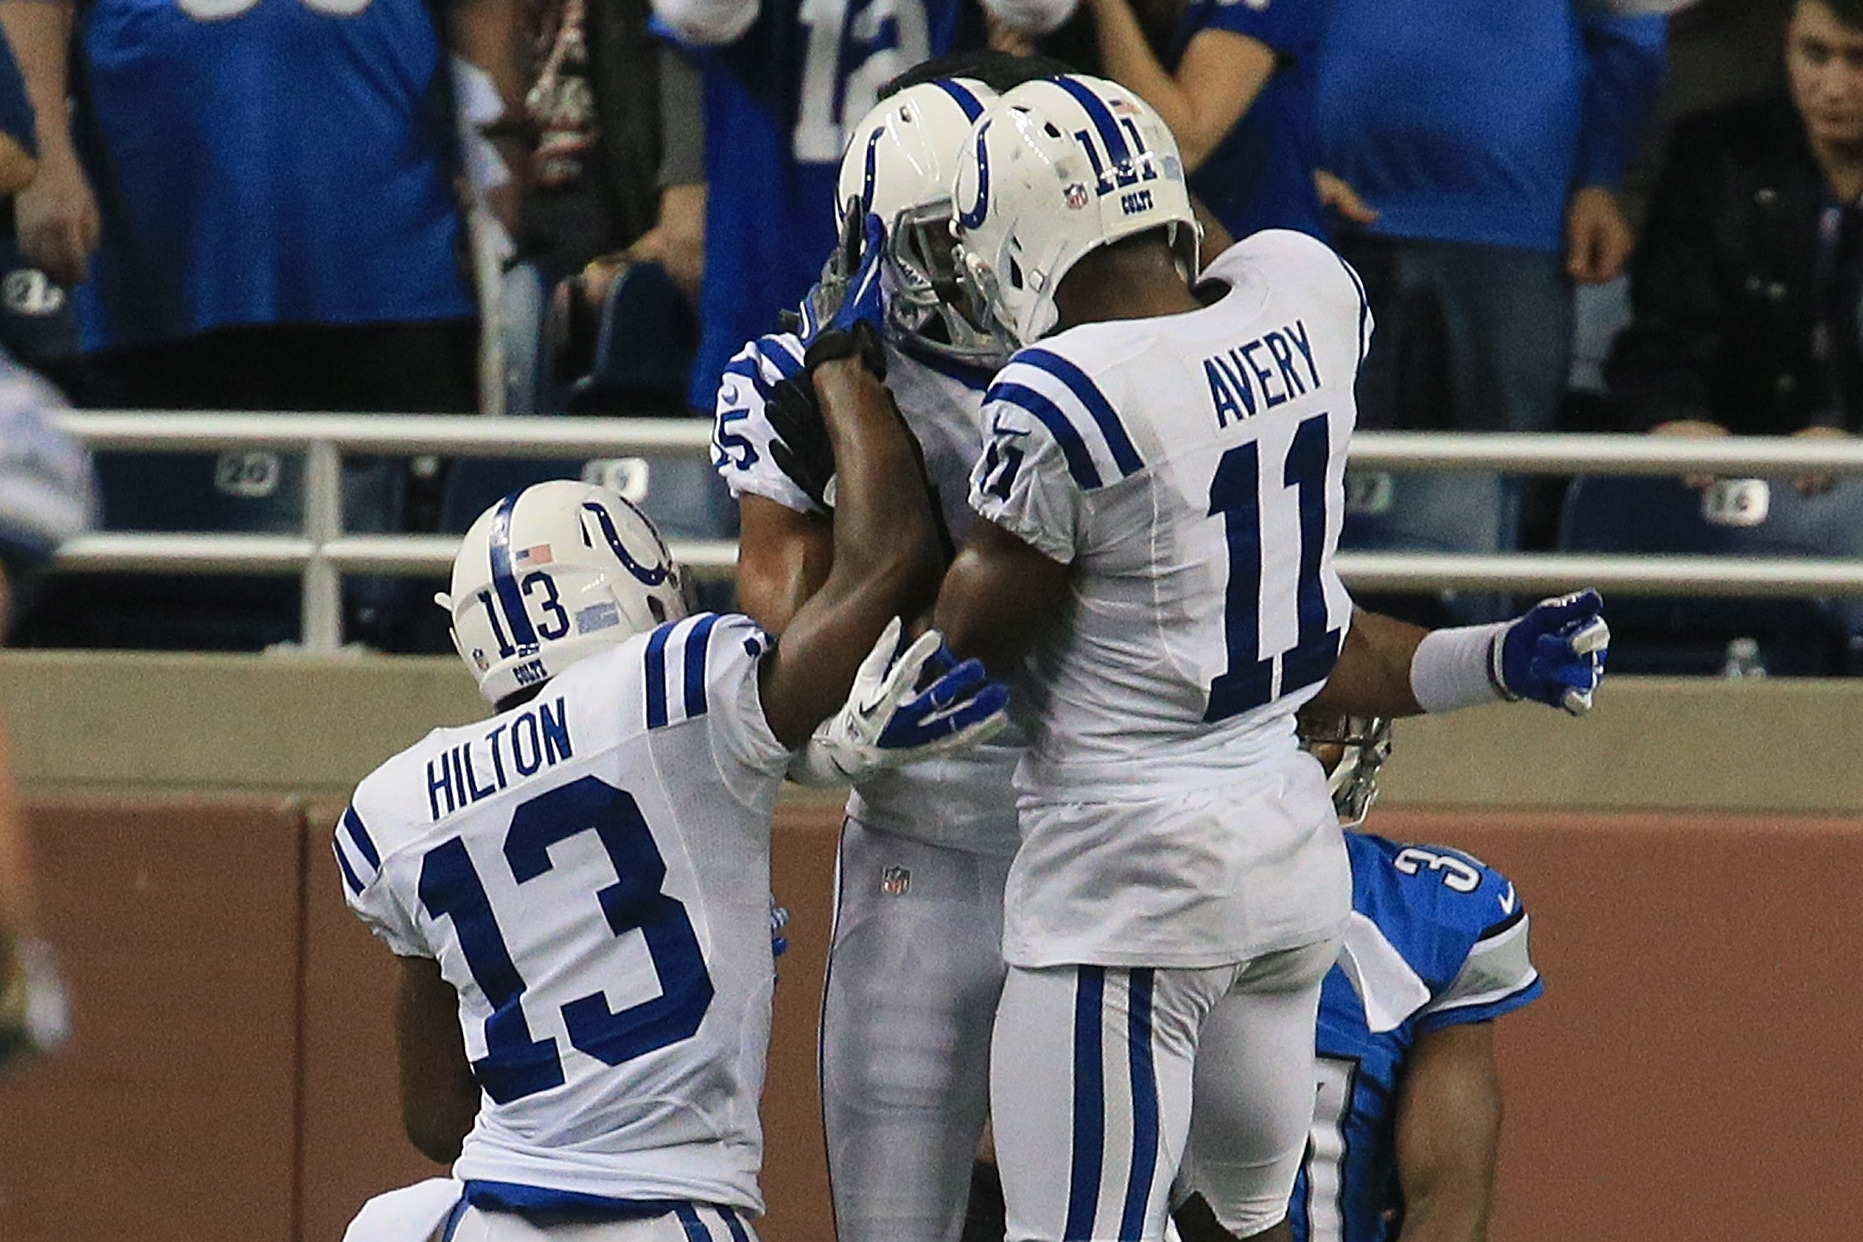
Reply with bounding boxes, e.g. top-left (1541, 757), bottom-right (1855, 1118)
top-left (985, 380), bottom-right (1104, 490)
top-left (755, 335), bottom-right (806, 378)
top-left (1016, 348), bottom-right (1144, 476)
top-left (341, 806), bottom-right (381, 870)
top-left (1120, 968), bottom-right (1160, 1240)
top-left (721, 1207), bottom-right (752, 1242)
top-left (682, 613), bottom-right (719, 720)
top-left (645, 623), bottom-right (673, 729)
top-left (1066, 965), bottom-right (1107, 1239)
top-left (332, 839), bottom-right (365, 896)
